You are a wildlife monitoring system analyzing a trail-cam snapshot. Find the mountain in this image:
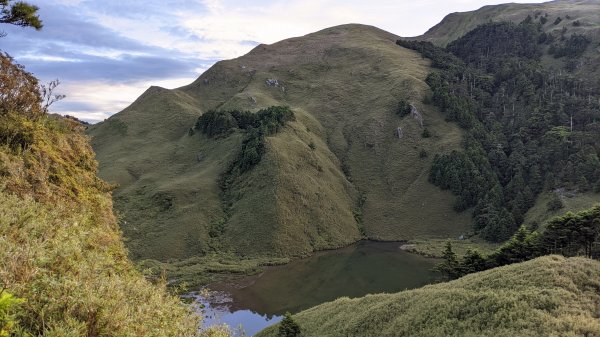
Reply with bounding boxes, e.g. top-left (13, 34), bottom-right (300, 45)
top-left (89, 0), bottom-right (600, 281)
top-left (415, 0), bottom-right (600, 47)
top-left (256, 255), bottom-right (600, 337)
top-left (88, 24), bottom-right (471, 266)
